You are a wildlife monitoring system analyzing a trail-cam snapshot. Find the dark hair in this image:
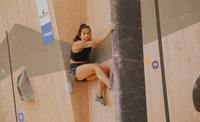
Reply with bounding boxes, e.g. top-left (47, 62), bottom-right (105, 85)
top-left (73, 24), bottom-right (91, 42)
